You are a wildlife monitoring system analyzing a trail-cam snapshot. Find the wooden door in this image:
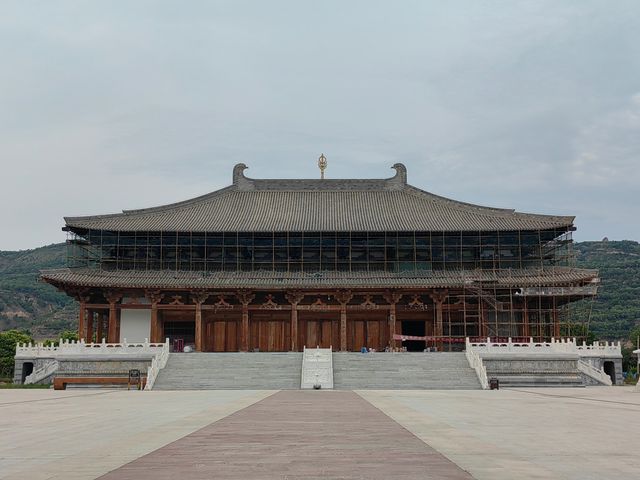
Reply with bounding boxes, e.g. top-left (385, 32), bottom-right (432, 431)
top-left (348, 313), bottom-right (388, 351)
top-left (249, 312), bottom-right (289, 352)
top-left (299, 315), bottom-right (338, 349)
top-left (202, 311), bottom-right (240, 352)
